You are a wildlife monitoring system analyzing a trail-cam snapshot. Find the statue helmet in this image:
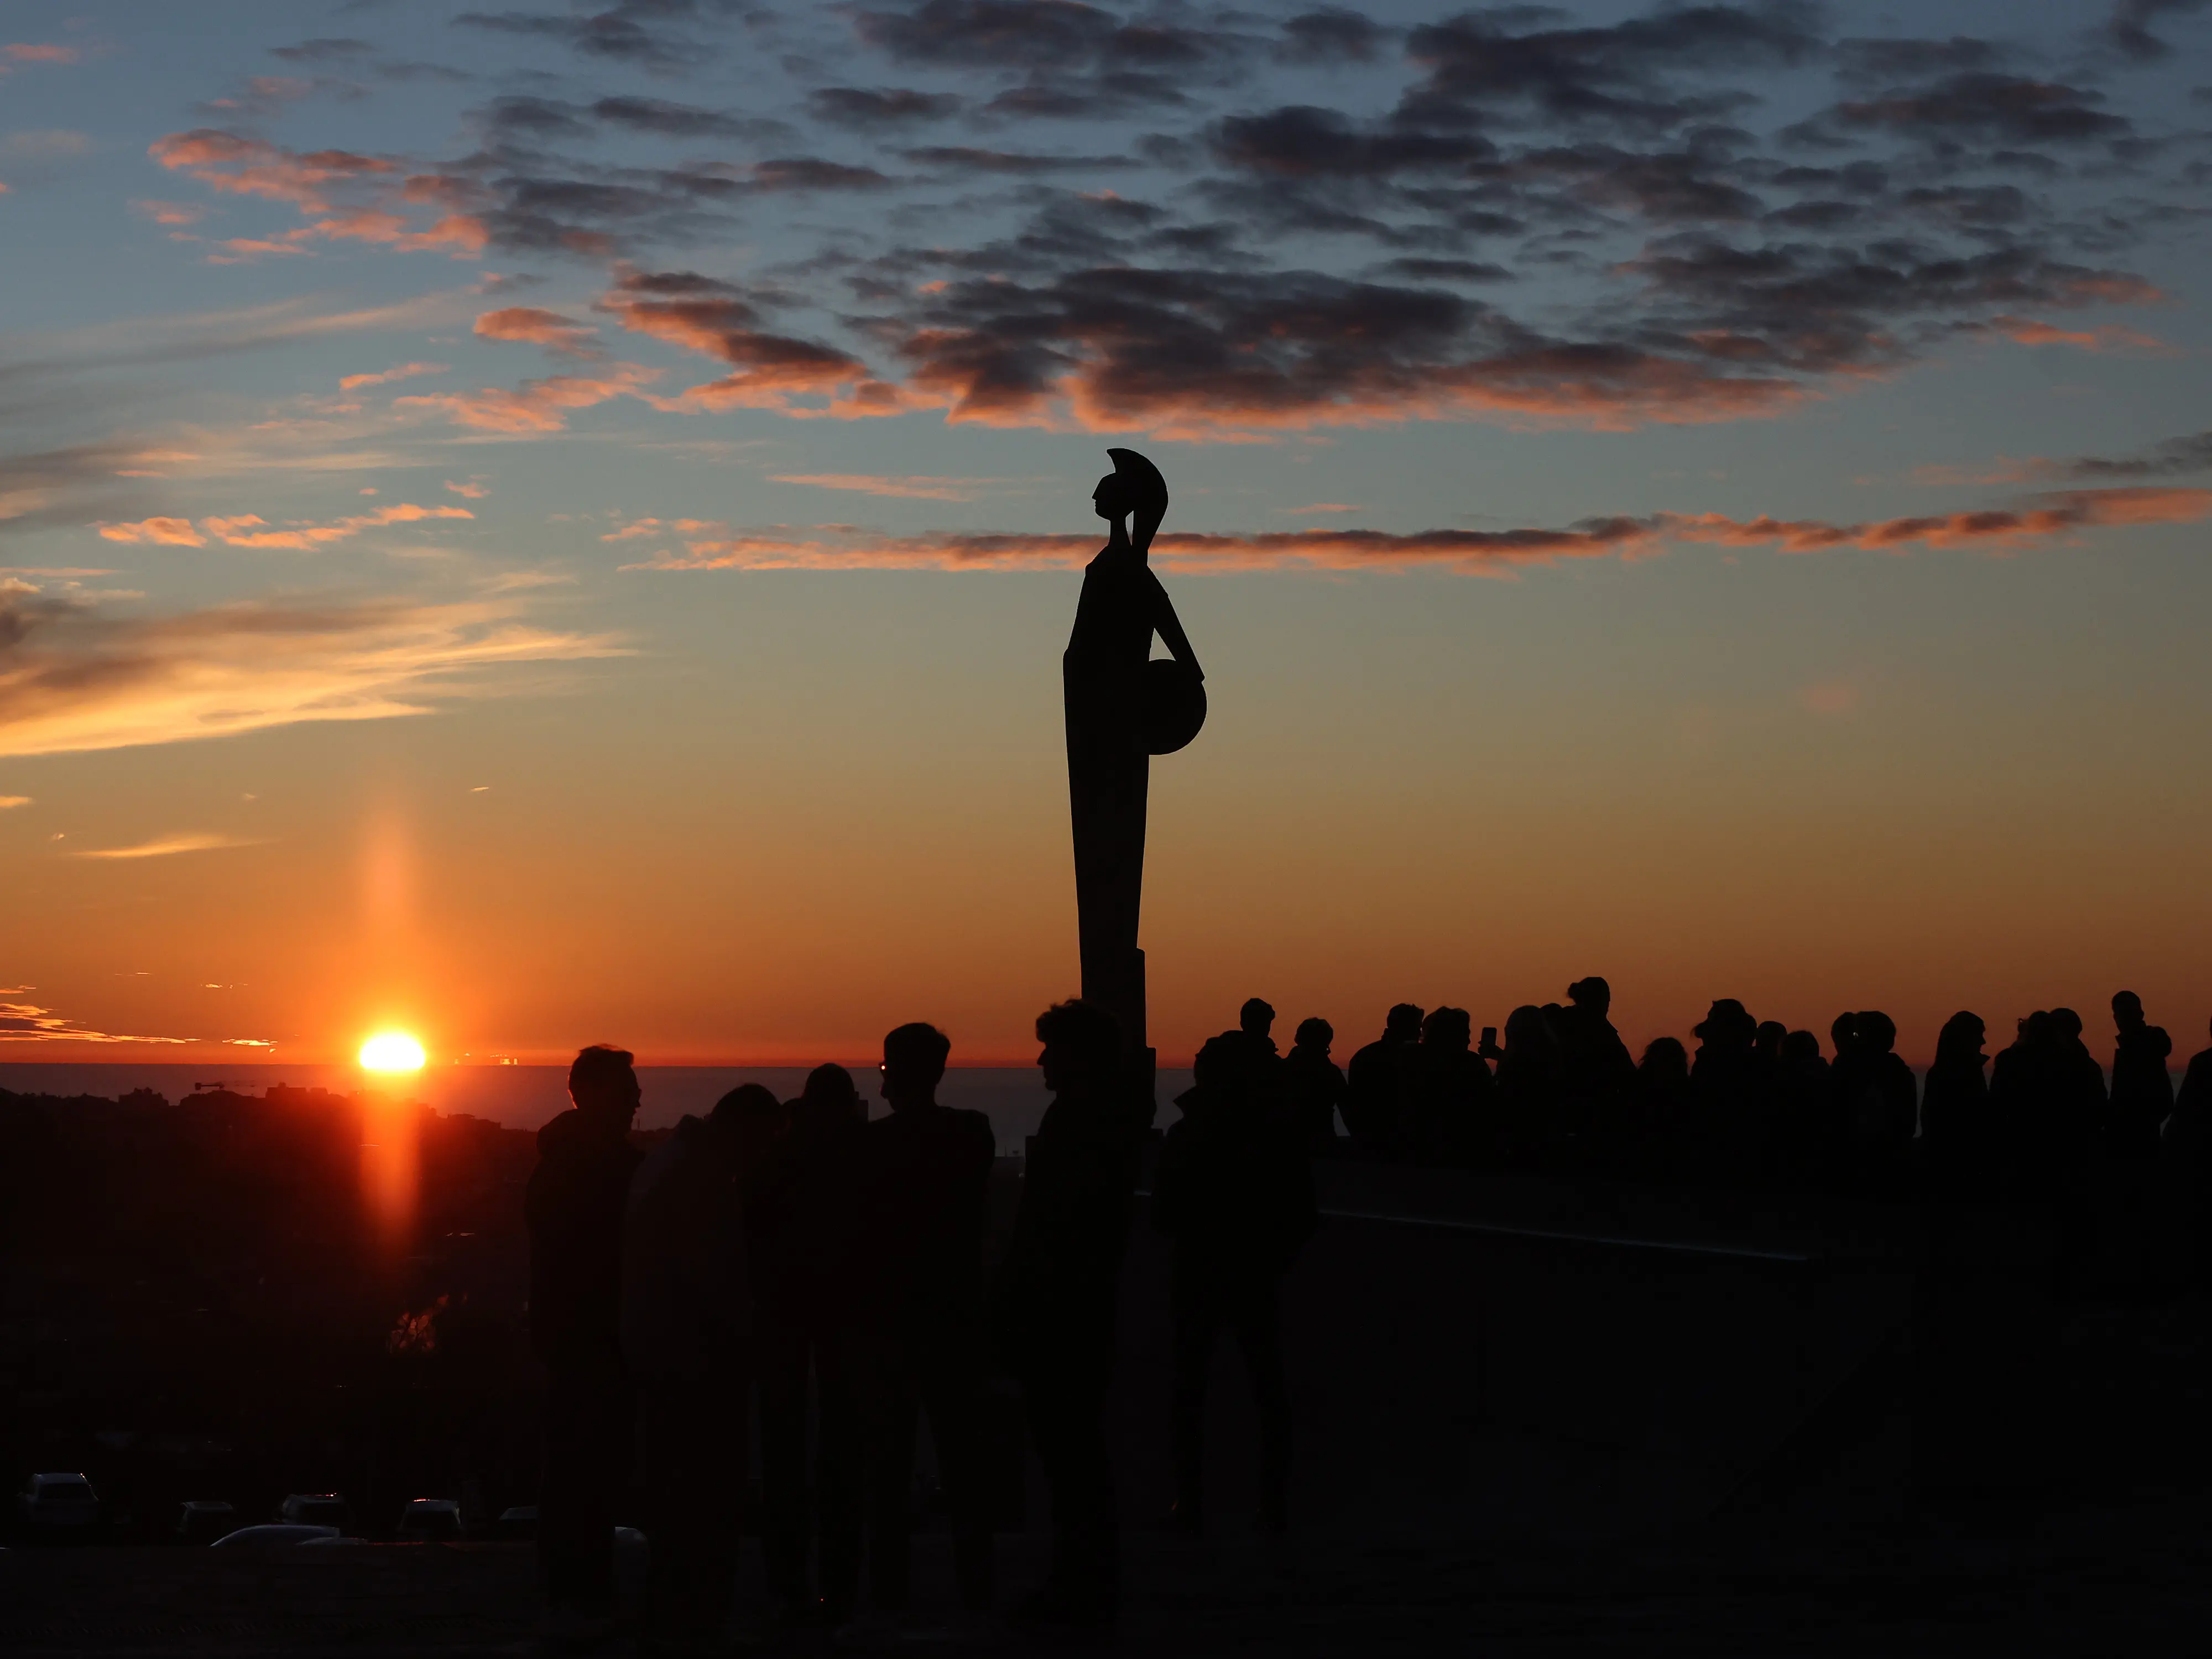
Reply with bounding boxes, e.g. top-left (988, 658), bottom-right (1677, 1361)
top-left (1106, 447), bottom-right (1169, 550)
